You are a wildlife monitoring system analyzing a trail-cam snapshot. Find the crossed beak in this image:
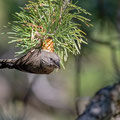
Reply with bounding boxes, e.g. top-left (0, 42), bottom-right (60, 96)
top-left (54, 61), bottom-right (60, 69)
